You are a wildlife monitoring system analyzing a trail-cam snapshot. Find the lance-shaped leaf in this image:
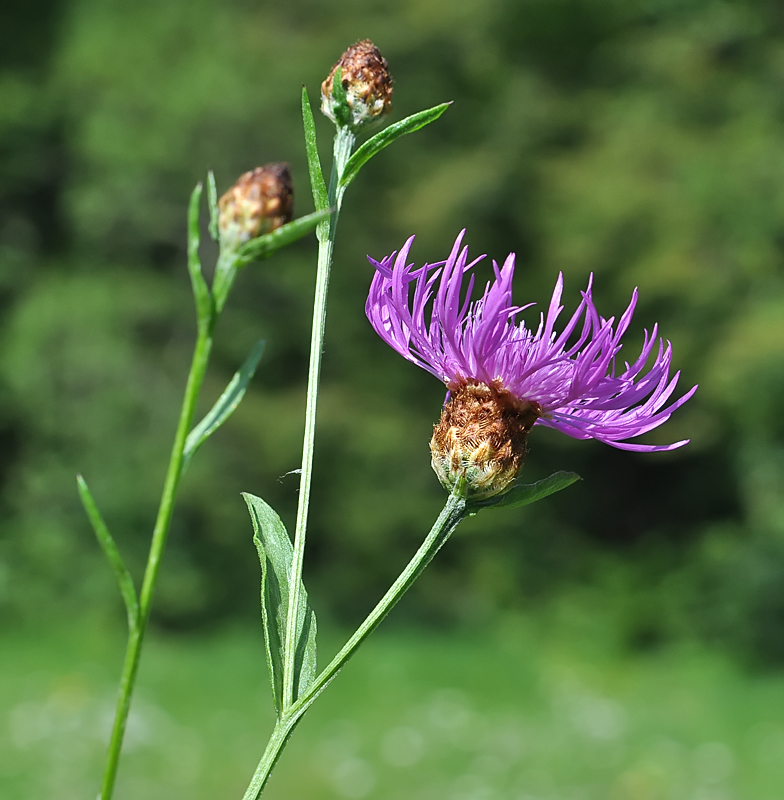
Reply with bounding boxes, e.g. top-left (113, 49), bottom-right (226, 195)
top-left (340, 102), bottom-right (451, 190)
top-left (235, 209), bottom-right (332, 267)
top-left (207, 170), bottom-right (219, 243)
top-left (187, 182), bottom-right (213, 326)
top-left (468, 471), bottom-right (581, 514)
top-left (77, 475), bottom-right (139, 630)
top-left (243, 493), bottom-right (317, 715)
top-left (182, 340), bottom-right (265, 471)
top-left (301, 87), bottom-right (329, 216)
